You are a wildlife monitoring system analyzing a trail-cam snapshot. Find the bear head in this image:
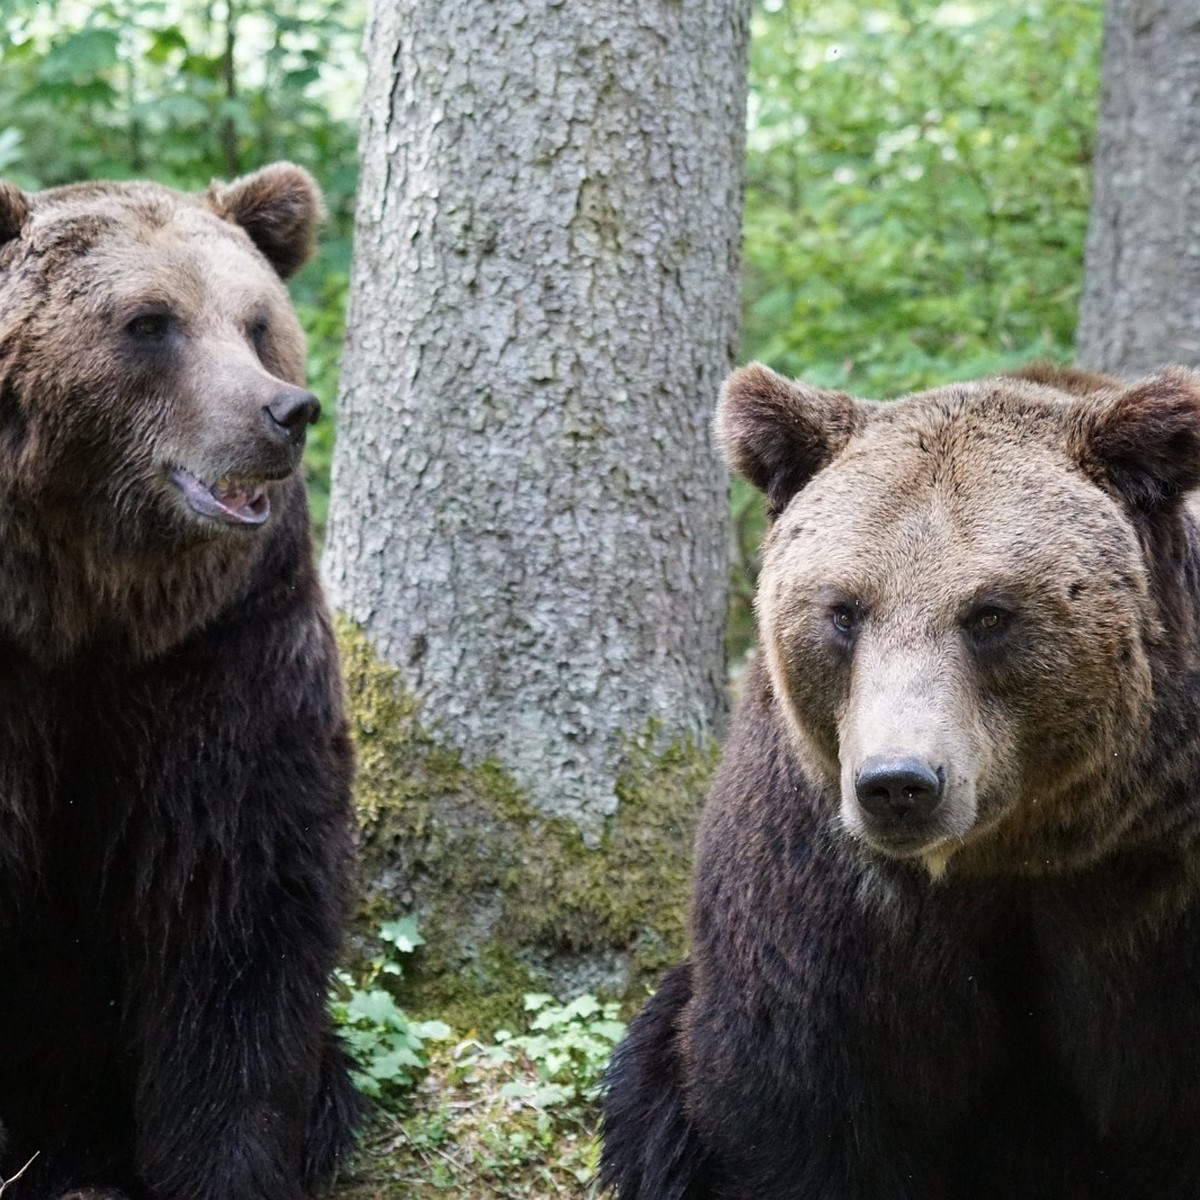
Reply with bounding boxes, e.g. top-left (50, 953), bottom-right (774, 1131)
top-left (718, 363), bottom-right (1200, 877)
top-left (0, 163), bottom-right (322, 542)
